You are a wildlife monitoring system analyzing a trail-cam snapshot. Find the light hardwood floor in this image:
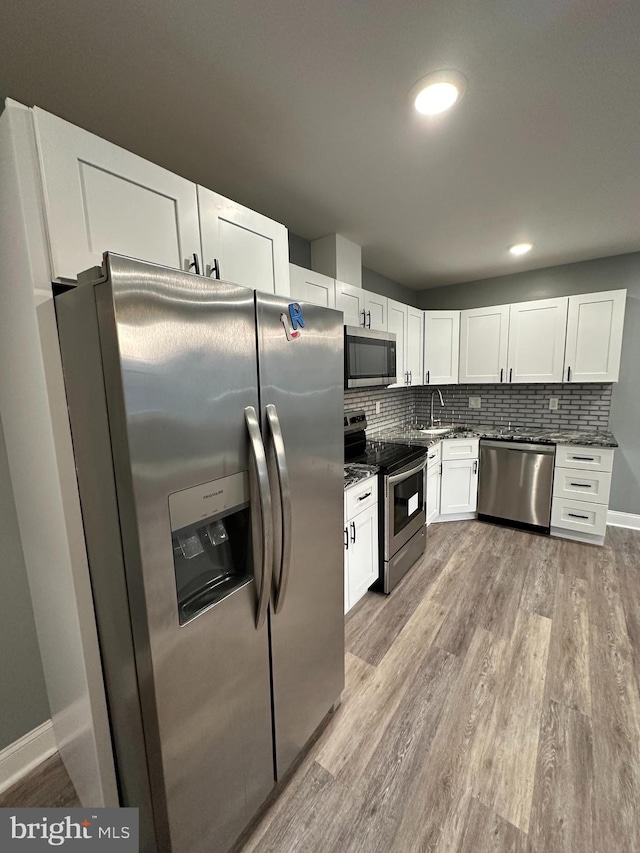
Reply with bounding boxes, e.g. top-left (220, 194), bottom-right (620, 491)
top-left (5, 522), bottom-right (640, 852)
